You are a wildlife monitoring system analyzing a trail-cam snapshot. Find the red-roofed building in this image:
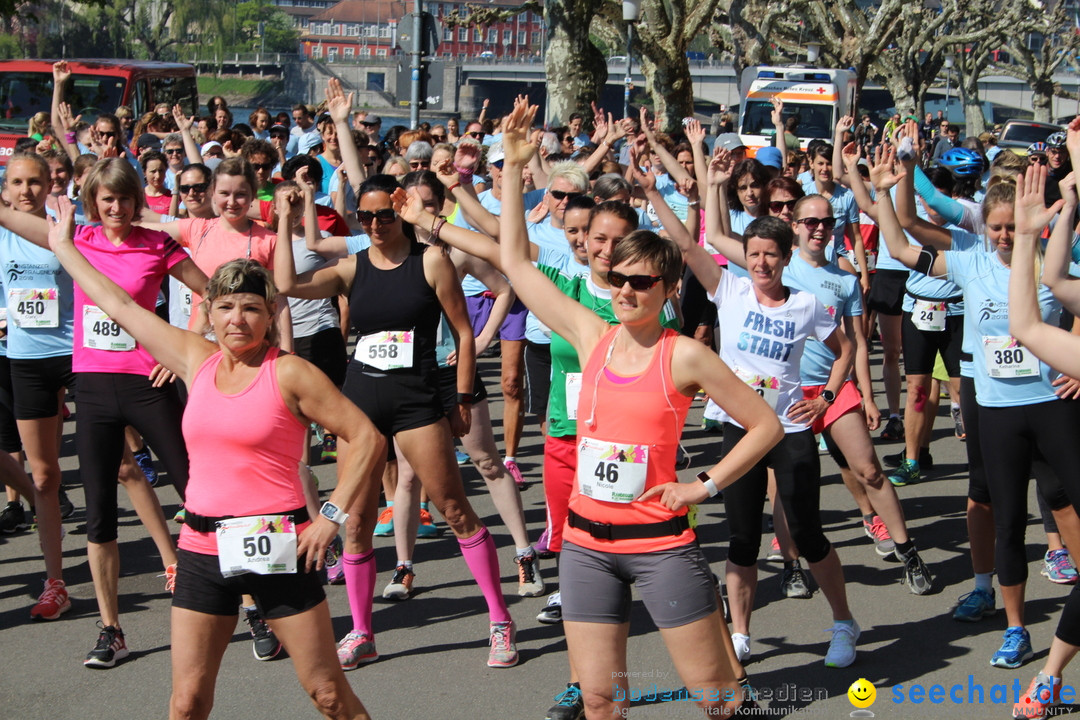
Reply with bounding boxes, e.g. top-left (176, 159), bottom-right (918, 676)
top-left (296, 0), bottom-right (544, 61)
